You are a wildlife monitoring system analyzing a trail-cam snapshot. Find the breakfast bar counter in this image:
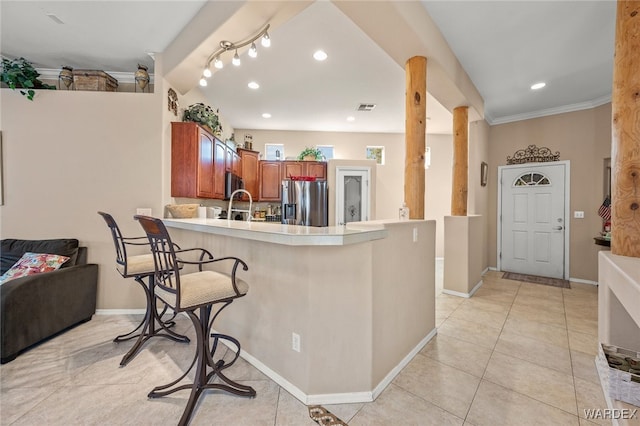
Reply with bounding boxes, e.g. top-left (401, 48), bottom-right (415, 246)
top-left (163, 218), bottom-right (436, 404)
top-left (162, 218), bottom-right (388, 246)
